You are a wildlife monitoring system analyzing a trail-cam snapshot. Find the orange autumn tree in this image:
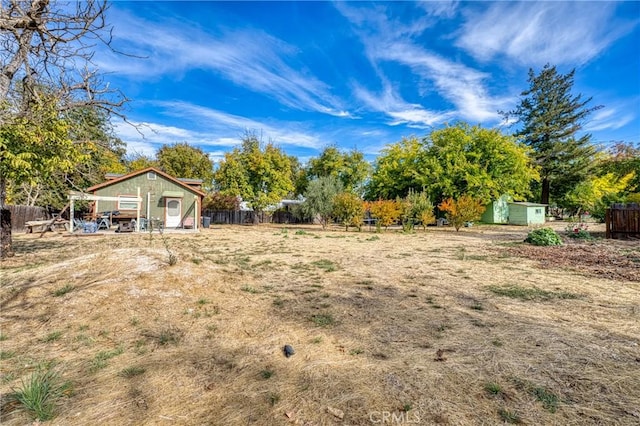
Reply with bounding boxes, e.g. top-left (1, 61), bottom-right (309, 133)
top-left (438, 195), bottom-right (485, 231)
top-left (367, 199), bottom-right (401, 231)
